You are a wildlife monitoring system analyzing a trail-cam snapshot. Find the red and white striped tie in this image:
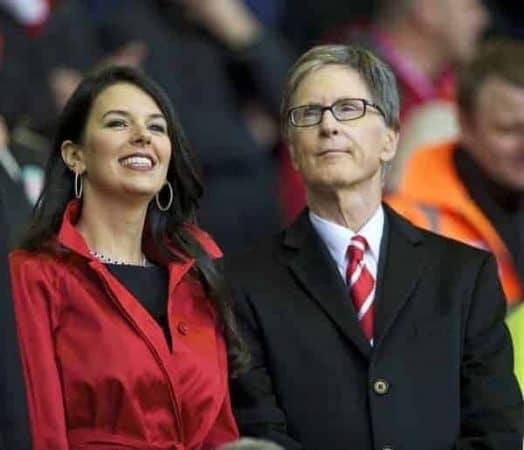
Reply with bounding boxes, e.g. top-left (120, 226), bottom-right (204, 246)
top-left (346, 235), bottom-right (375, 342)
